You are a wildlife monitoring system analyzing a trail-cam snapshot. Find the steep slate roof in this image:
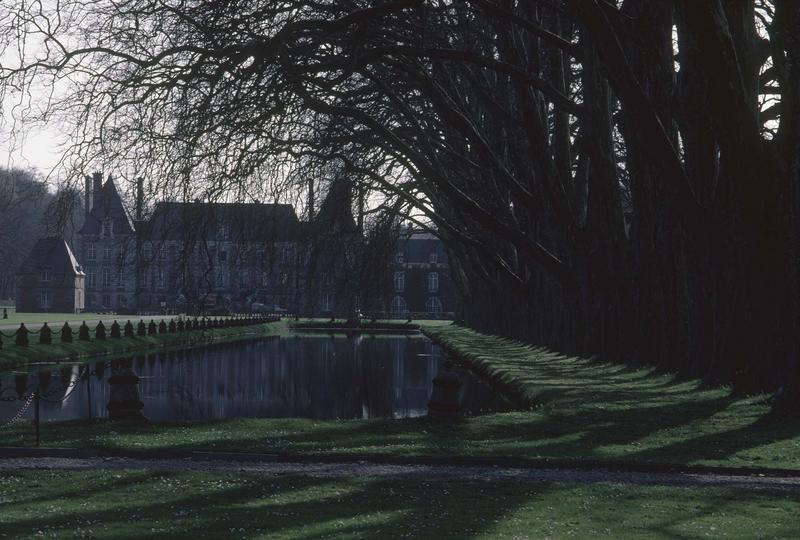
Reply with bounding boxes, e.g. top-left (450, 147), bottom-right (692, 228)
top-left (79, 178), bottom-right (135, 235)
top-left (141, 201), bottom-right (301, 242)
top-left (17, 237), bottom-right (85, 276)
top-left (398, 228), bottom-right (449, 264)
top-left (311, 179), bottom-right (357, 235)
